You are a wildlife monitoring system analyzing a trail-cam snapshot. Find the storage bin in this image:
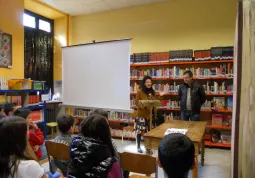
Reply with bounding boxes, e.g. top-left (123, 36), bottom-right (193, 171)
top-left (33, 81), bottom-right (45, 90)
top-left (8, 79), bottom-right (32, 90)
